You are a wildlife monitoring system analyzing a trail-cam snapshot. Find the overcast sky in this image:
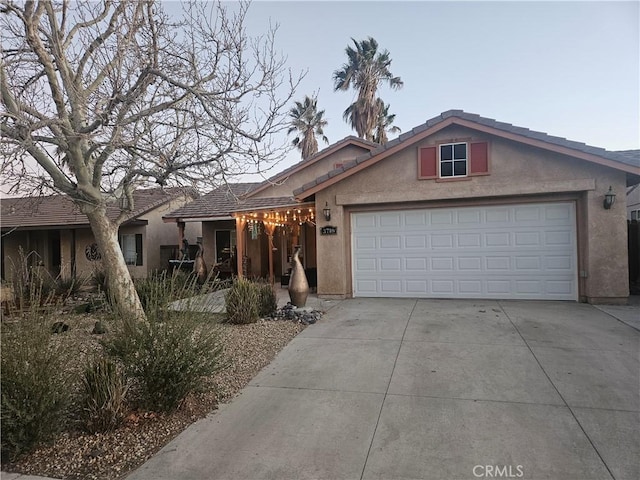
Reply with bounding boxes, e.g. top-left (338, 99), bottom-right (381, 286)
top-left (232, 0), bottom-right (639, 175)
